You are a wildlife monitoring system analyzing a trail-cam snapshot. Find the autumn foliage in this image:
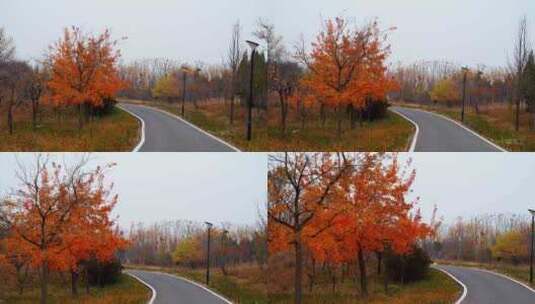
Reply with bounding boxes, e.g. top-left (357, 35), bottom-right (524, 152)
top-left (268, 153), bottom-right (432, 302)
top-left (0, 155), bottom-right (128, 304)
top-left (47, 27), bottom-right (125, 129)
top-left (296, 18), bottom-right (398, 135)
